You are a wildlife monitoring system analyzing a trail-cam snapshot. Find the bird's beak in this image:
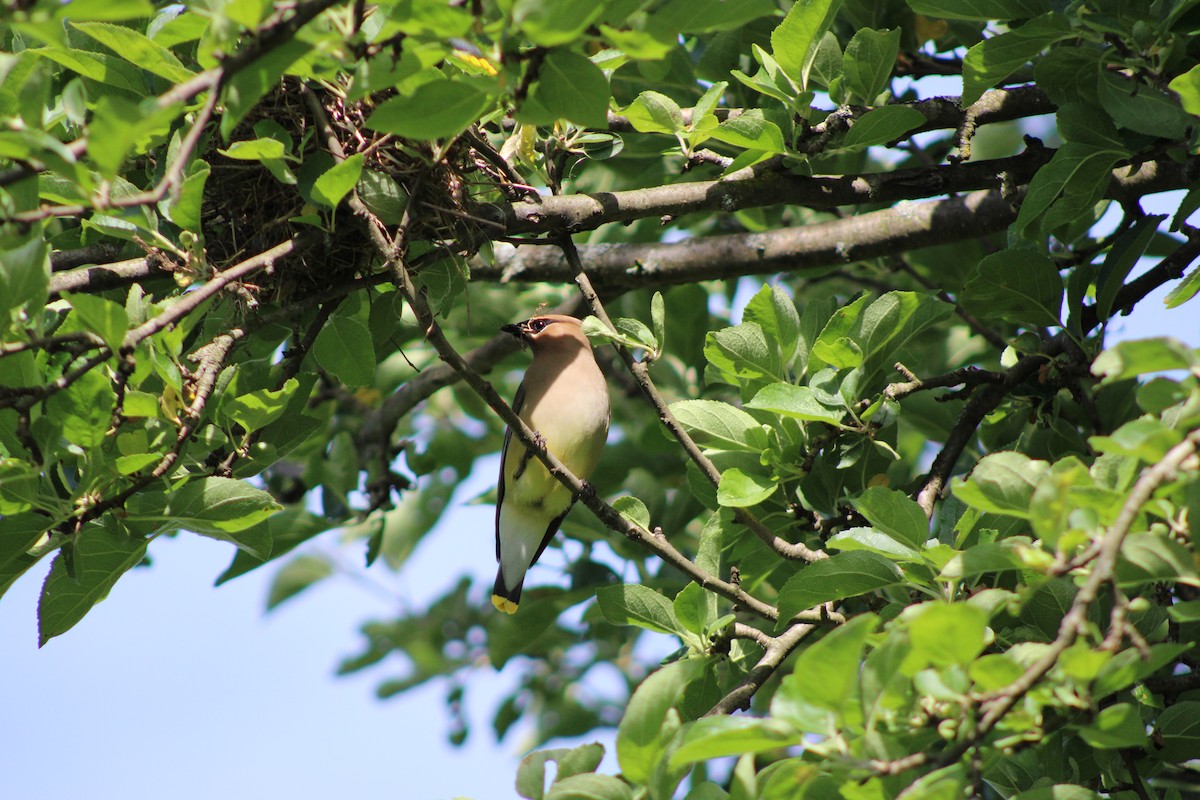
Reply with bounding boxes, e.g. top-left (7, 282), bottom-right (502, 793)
top-left (501, 321), bottom-right (529, 339)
